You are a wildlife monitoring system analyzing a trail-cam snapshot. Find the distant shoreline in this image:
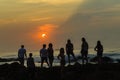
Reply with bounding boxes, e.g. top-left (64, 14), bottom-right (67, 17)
top-left (0, 56), bottom-right (120, 64)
